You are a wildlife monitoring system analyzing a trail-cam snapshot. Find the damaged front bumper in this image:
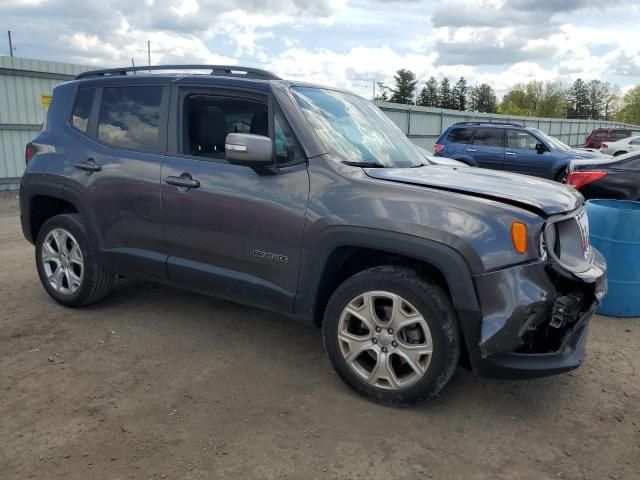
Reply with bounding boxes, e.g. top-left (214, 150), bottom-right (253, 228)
top-left (463, 248), bottom-right (607, 379)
